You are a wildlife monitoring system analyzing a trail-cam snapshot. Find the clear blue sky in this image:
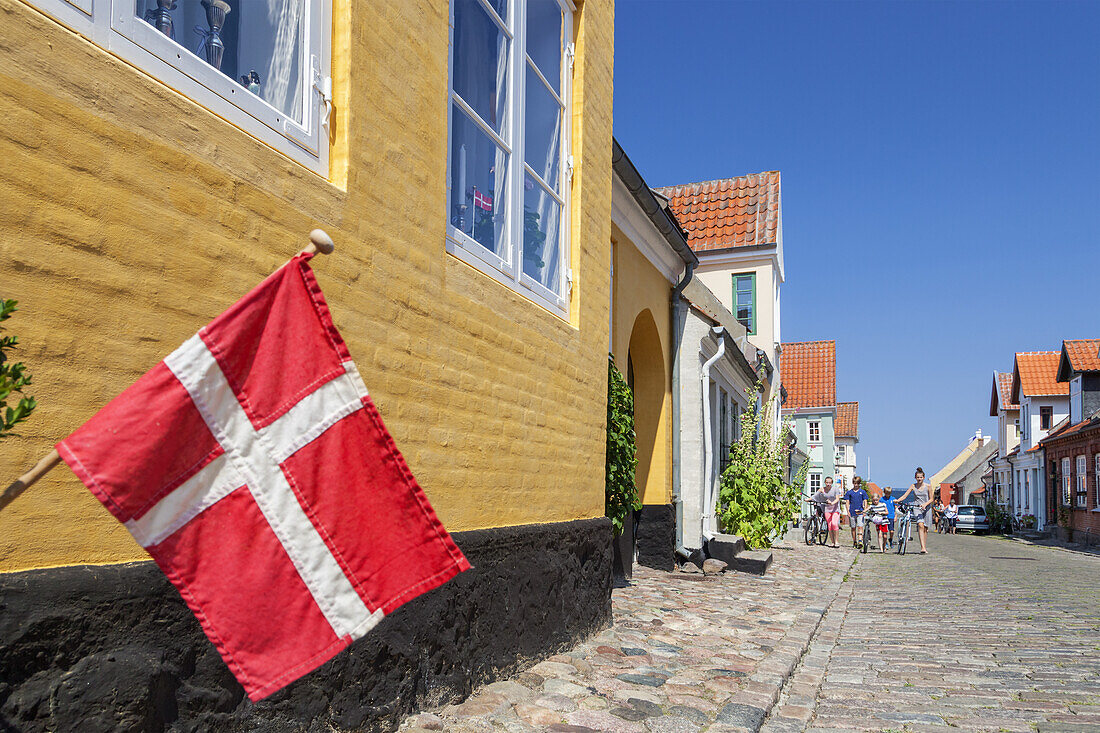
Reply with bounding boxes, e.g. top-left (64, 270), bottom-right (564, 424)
top-left (614, 0), bottom-right (1100, 489)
